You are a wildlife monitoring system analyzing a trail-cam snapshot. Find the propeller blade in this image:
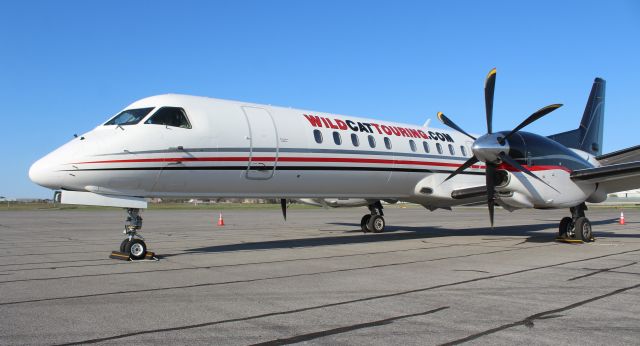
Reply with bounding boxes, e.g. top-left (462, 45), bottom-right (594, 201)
top-left (501, 104), bottom-right (563, 143)
top-left (437, 112), bottom-right (476, 140)
top-left (486, 163), bottom-right (496, 228)
top-left (280, 198), bottom-right (287, 221)
top-left (443, 156), bottom-right (479, 182)
top-left (484, 68), bottom-right (497, 134)
top-left (498, 153), bottom-right (559, 192)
